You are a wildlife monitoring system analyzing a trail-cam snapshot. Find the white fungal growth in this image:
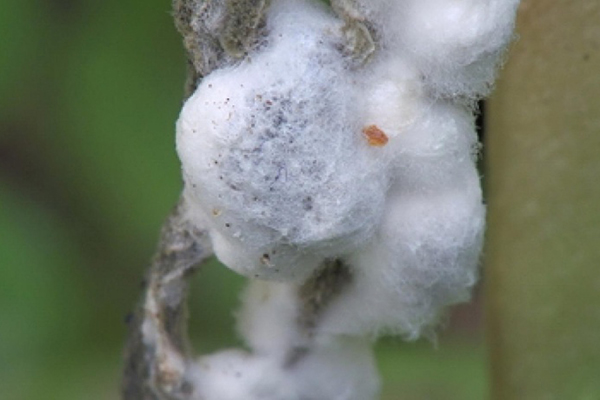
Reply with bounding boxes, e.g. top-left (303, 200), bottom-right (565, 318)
top-left (177, 2), bottom-right (388, 281)
top-left (175, 0), bottom-right (518, 398)
top-left (187, 337), bottom-right (379, 400)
